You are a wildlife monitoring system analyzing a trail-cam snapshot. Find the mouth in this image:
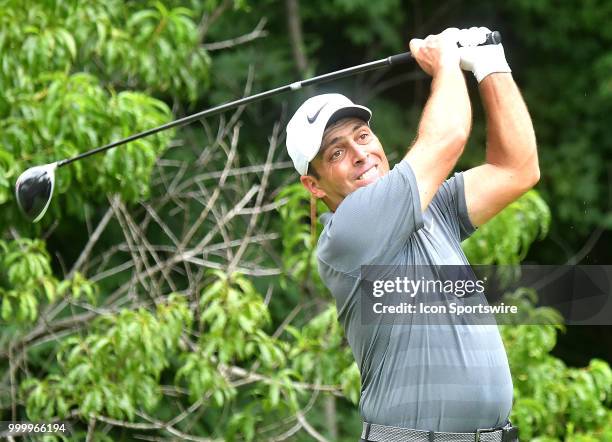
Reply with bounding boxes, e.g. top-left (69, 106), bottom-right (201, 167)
top-left (356, 164), bottom-right (378, 181)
